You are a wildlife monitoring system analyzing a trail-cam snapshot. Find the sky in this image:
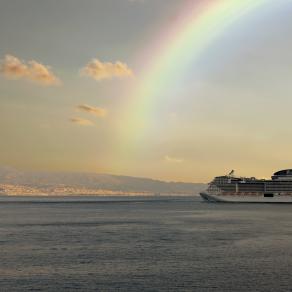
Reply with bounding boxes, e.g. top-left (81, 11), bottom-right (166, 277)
top-left (1, 0), bottom-right (292, 182)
